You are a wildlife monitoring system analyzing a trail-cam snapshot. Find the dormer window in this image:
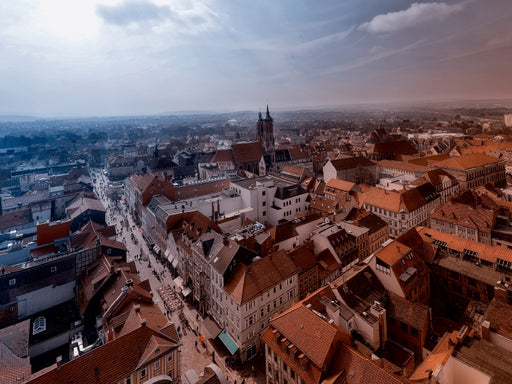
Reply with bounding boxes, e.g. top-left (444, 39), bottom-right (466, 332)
top-left (33, 316), bottom-right (46, 335)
